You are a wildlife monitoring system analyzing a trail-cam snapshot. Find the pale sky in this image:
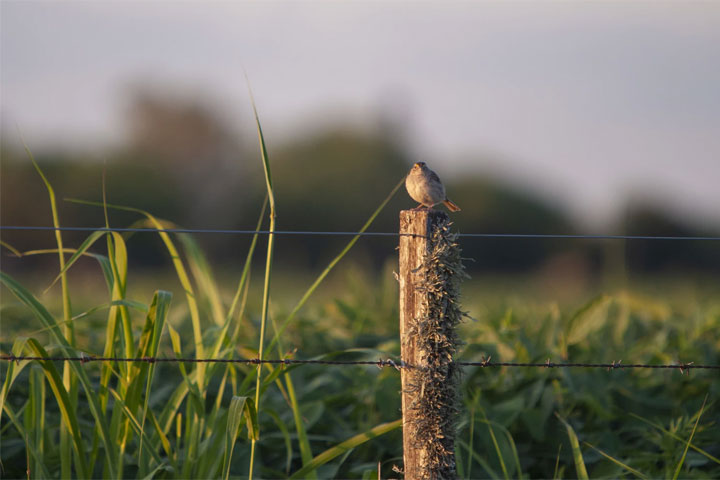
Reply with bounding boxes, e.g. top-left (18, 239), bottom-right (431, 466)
top-left (2, 1), bottom-right (719, 230)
